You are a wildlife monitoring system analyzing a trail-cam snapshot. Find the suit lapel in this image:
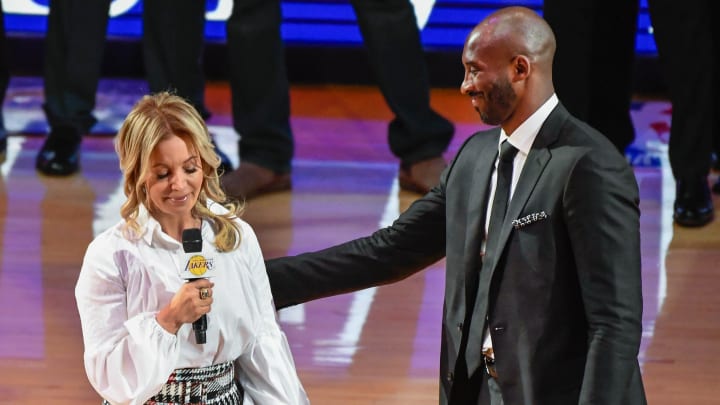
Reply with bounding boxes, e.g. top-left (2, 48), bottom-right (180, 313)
top-left (462, 130), bottom-right (500, 304)
top-left (489, 104), bottom-right (567, 272)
